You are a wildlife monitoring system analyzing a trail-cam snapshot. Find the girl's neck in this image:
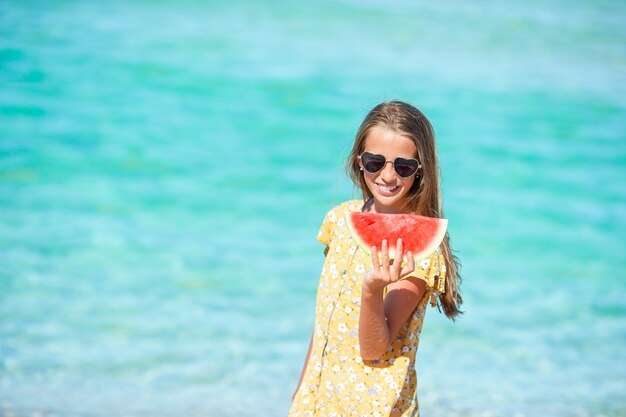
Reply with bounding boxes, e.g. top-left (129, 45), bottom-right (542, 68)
top-left (363, 197), bottom-right (409, 214)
